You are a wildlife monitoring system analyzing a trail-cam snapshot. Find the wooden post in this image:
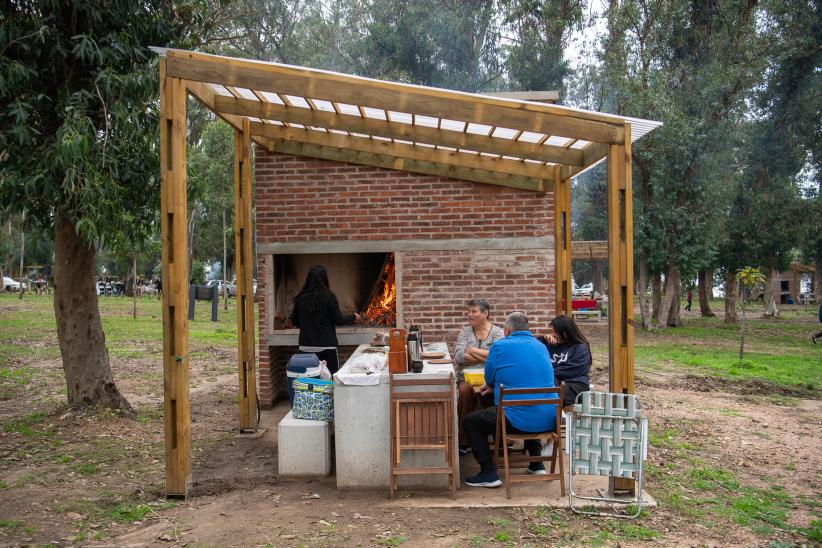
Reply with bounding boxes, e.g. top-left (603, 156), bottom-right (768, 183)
top-left (554, 167), bottom-right (572, 316)
top-left (607, 123), bottom-right (635, 494)
top-left (234, 118), bottom-right (257, 432)
top-left (159, 60), bottom-right (192, 498)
